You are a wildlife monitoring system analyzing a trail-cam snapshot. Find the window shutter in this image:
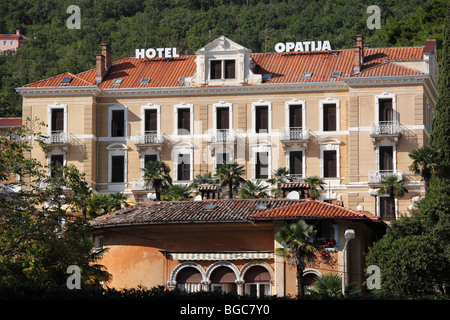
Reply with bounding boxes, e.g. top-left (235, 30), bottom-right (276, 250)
top-left (324, 150), bottom-right (337, 177)
top-left (178, 108), bottom-right (190, 135)
top-left (210, 60), bottom-right (222, 79)
top-left (52, 109), bottom-right (64, 131)
top-left (379, 146), bottom-right (393, 171)
top-left (145, 109), bottom-right (157, 131)
top-left (289, 151), bottom-right (303, 175)
top-left (256, 106), bottom-right (268, 133)
top-left (256, 152), bottom-right (268, 179)
top-left (216, 107), bottom-right (229, 130)
top-left (224, 60), bottom-right (235, 79)
top-left (323, 104), bottom-right (336, 131)
top-left (289, 105), bottom-right (302, 128)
